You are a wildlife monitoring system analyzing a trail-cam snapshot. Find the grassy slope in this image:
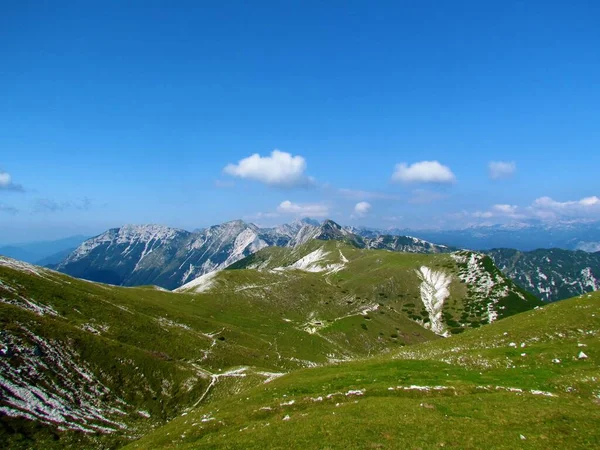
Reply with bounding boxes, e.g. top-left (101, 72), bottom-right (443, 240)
top-left (226, 241), bottom-right (542, 334)
top-left (1, 262), bottom-right (215, 449)
top-left (0, 248), bottom-right (440, 449)
top-left (126, 292), bottom-right (600, 450)
top-left (1, 243), bottom-right (543, 449)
